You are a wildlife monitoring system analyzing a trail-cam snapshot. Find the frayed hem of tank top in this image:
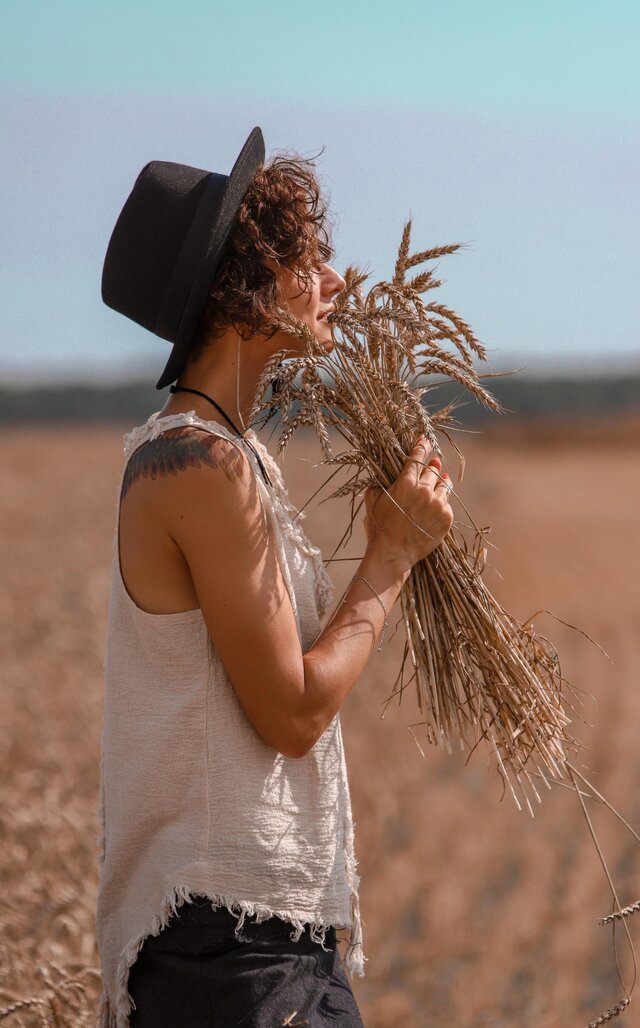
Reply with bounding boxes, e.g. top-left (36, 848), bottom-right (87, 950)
top-left (97, 882), bottom-right (365, 1028)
